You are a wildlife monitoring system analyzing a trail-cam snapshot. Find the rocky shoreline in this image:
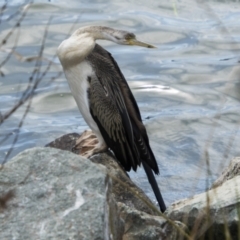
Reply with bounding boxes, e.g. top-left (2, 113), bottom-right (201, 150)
top-left (0, 133), bottom-right (239, 239)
